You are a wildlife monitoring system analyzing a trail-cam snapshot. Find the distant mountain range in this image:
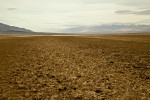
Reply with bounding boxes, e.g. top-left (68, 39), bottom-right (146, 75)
top-left (64, 24), bottom-right (150, 34)
top-left (0, 23), bottom-right (33, 33)
top-left (1, 22), bottom-right (150, 34)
